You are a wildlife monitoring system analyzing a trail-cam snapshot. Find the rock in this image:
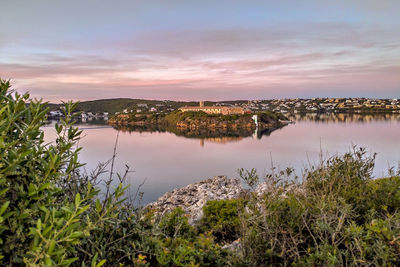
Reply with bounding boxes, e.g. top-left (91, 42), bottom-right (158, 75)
top-left (255, 180), bottom-right (304, 198)
top-left (222, 239), bottom-right (242, 252)
top-left (255, 181), bottom-right (275, 196)
top-left (147, 175), bottom-right (245, 224)
top-left (147, 176), bottom-right (303, 225)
